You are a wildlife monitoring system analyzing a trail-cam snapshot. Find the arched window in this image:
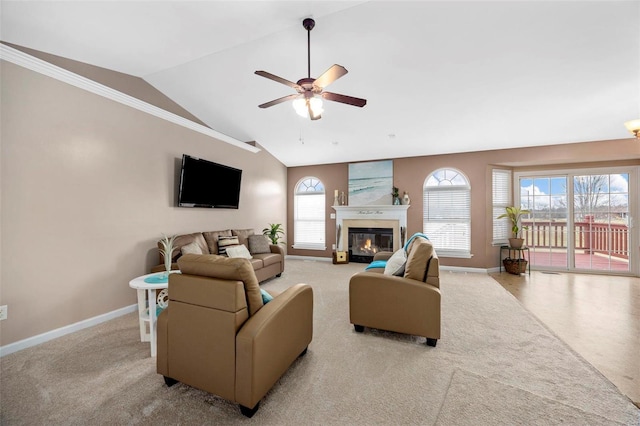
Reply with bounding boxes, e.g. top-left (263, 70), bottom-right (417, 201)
top-left (293, 177), bottom-right (326, 250)
top-left (423, 168), bottom-right (471, 257)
